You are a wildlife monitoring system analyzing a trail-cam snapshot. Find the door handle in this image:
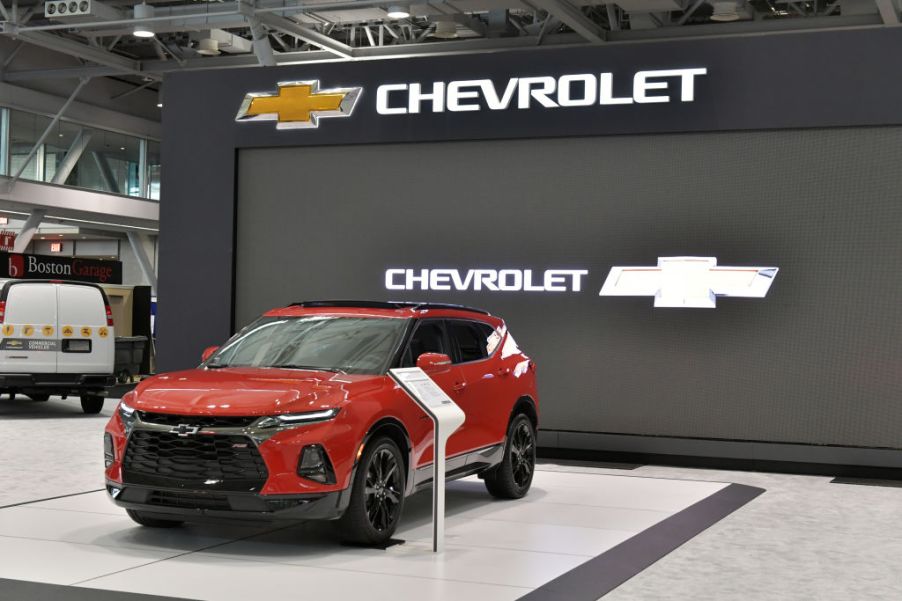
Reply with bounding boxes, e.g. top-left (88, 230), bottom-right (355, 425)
top-left (452, 381), bottom-right (467, 393)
